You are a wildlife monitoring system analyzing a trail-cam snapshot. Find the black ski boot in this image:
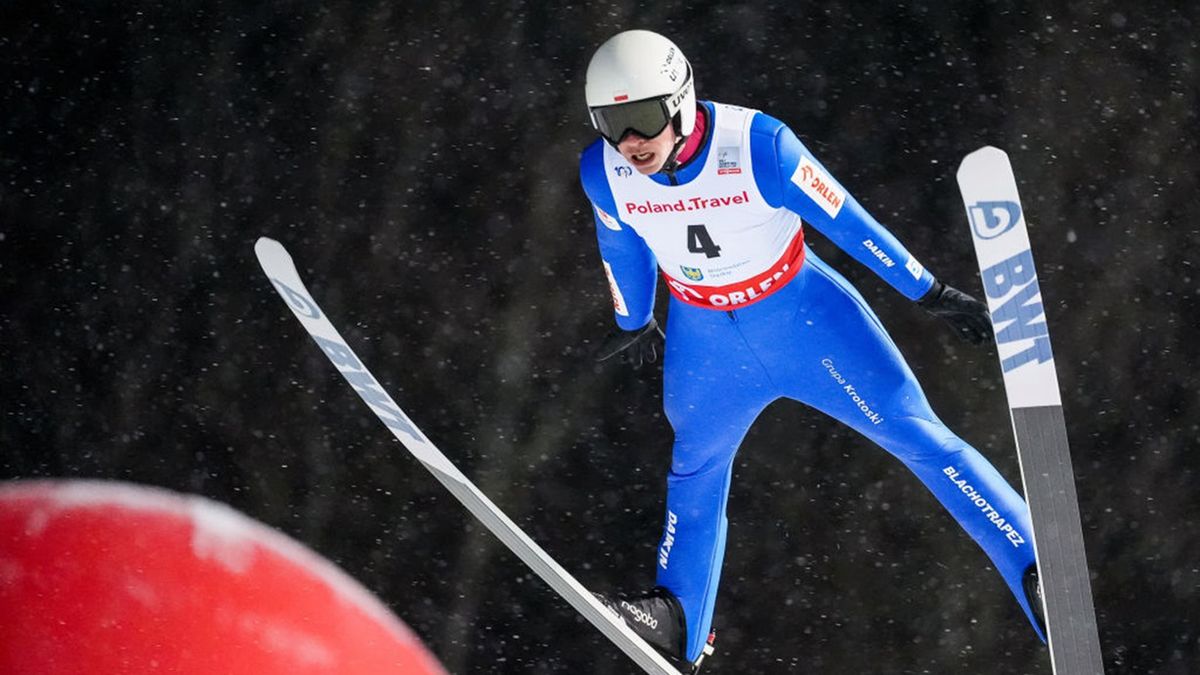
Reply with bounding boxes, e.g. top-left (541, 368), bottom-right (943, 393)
top-left (594, 587), bottom-right (716, 673)
top-left (1023, 564), bottom-right (1047, 635)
